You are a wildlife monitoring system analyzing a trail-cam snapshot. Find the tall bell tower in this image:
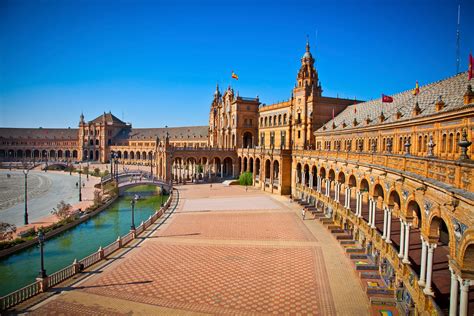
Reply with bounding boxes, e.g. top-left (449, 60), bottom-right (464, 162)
top-left (291, 39), bottom-right (322, 149)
